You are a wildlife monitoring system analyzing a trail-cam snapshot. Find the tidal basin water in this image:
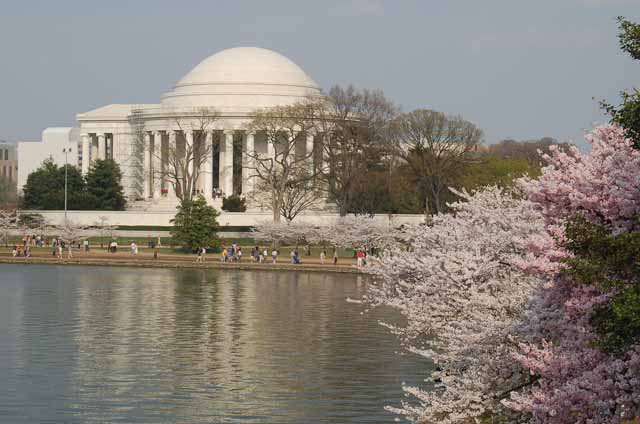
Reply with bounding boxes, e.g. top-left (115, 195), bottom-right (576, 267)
top-left (0, 265), bottom-right (431, 423)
